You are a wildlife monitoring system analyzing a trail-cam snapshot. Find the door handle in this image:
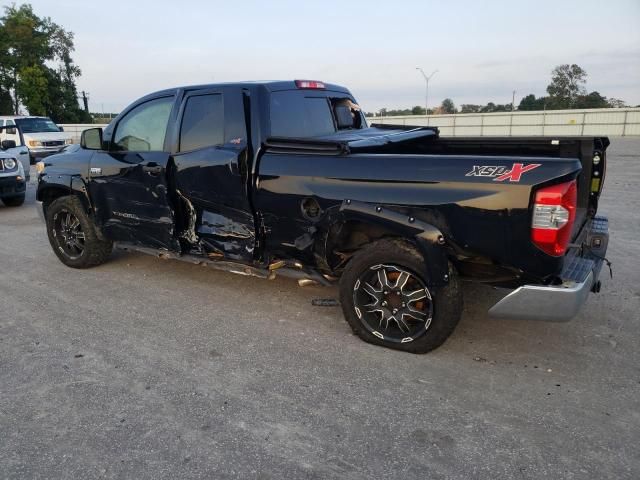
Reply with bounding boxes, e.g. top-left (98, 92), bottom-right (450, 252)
top-left (143, 163), bottom-right (162, 175)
